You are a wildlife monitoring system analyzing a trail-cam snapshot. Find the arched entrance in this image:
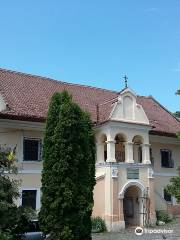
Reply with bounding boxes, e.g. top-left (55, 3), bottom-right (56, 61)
top-left (119, 182), bottom-right (145, 227)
